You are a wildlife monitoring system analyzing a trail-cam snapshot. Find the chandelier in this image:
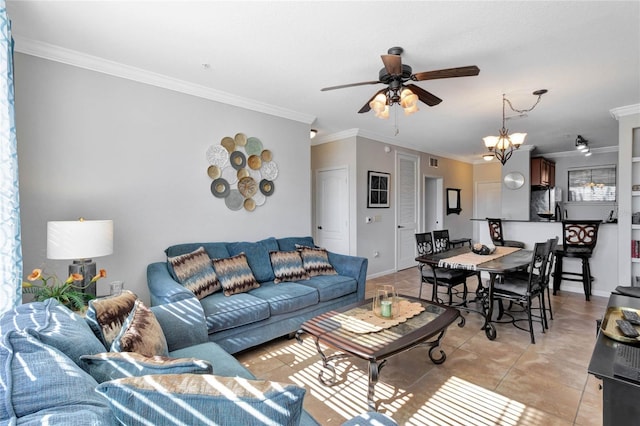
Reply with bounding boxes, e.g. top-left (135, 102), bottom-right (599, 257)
top-left (369, 81), bottom-right (419, 119)
top-left (483, 89), bottom-right (548, 165)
